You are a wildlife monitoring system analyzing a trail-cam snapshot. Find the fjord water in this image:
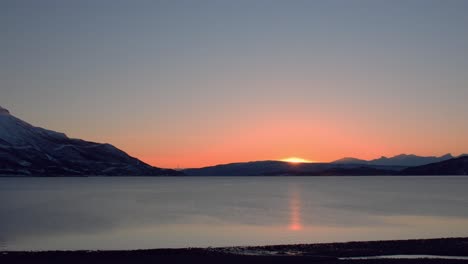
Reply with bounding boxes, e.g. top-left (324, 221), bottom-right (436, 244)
top-left (1, 176), bottom-right (467, 251)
